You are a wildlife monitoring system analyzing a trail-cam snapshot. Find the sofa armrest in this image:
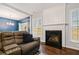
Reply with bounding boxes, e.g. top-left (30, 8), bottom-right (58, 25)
top-left (33, 37), bottom-right (40, 50)
top-left (0, 51), bottom-right (5, 55)
top-left (33, 37), bottom-right (40, 42)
